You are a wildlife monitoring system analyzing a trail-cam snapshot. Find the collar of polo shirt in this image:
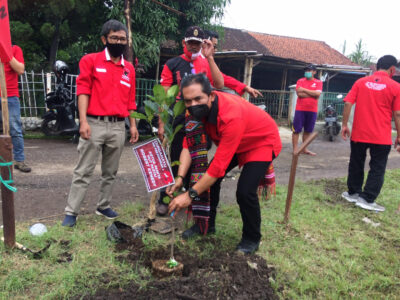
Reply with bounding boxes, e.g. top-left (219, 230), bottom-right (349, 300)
top-left (105, 48), bottom-right (125, 66)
